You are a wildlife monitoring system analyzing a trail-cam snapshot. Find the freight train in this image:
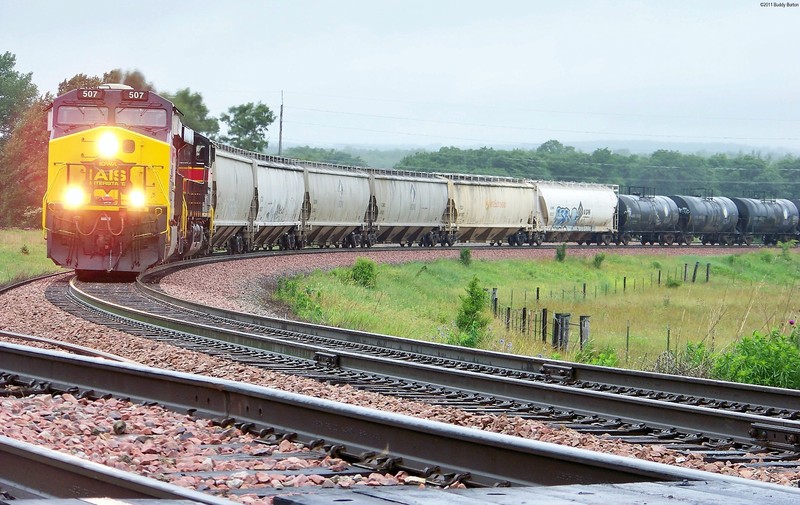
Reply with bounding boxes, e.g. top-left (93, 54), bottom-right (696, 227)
top-left (42, 85), bottom-right (800, 277)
